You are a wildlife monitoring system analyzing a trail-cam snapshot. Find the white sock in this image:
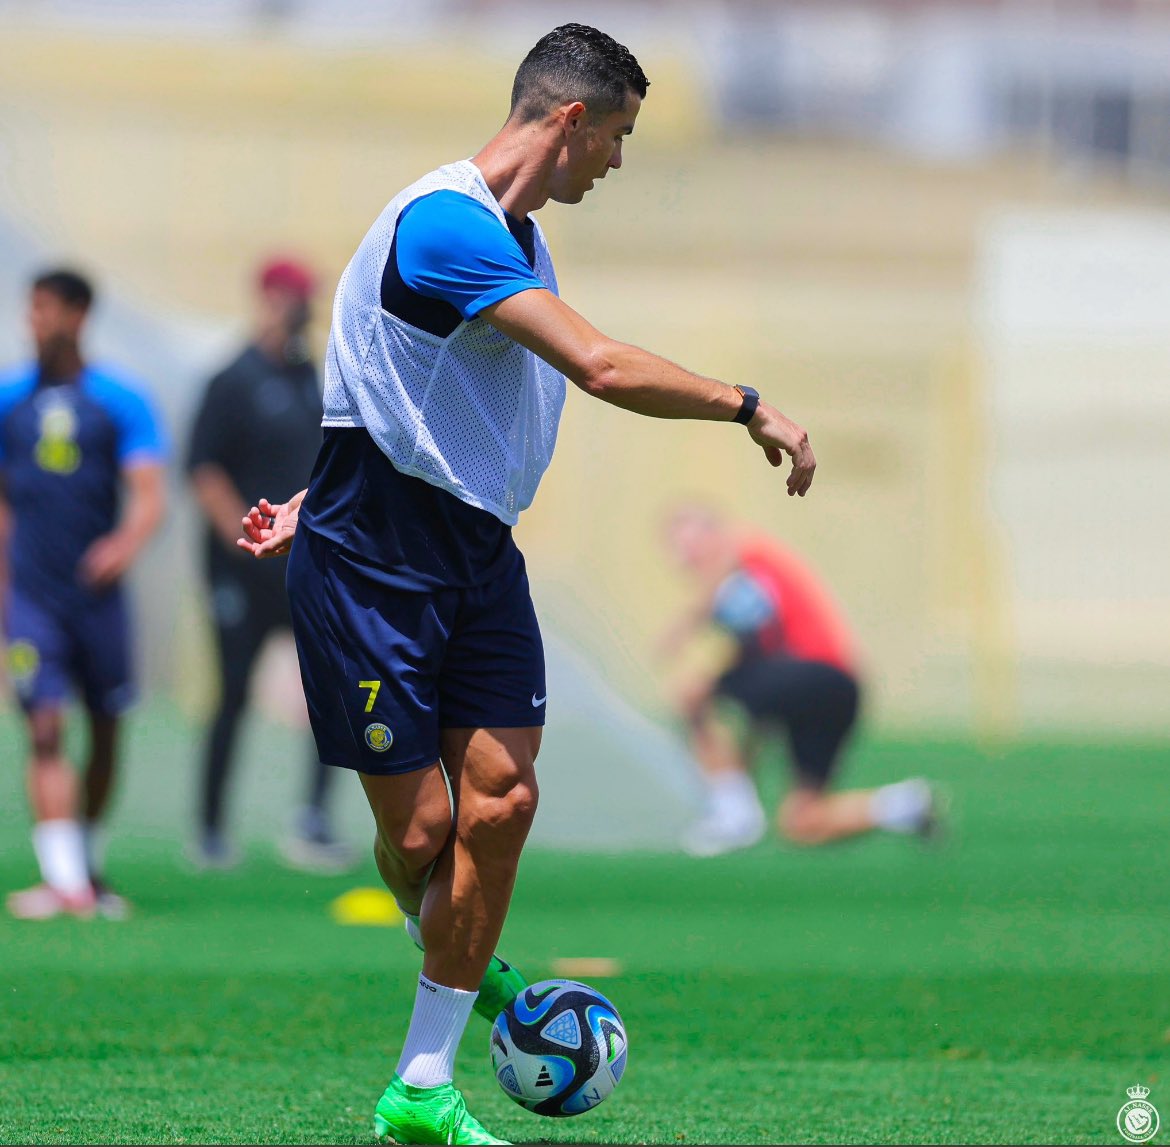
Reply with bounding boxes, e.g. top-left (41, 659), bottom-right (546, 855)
top-left (708, 772), bottom-right (764, 827)
top-left (404, 914), bottom-right (424, 951)
top-left (32, 819), bottom-right (91, 895)
top-left (396, 974), bottom-right (478, 1089)
top-left (82, 821), bottom-right (106, 879)
top-left (870, 779), bottom-right (932, 833)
